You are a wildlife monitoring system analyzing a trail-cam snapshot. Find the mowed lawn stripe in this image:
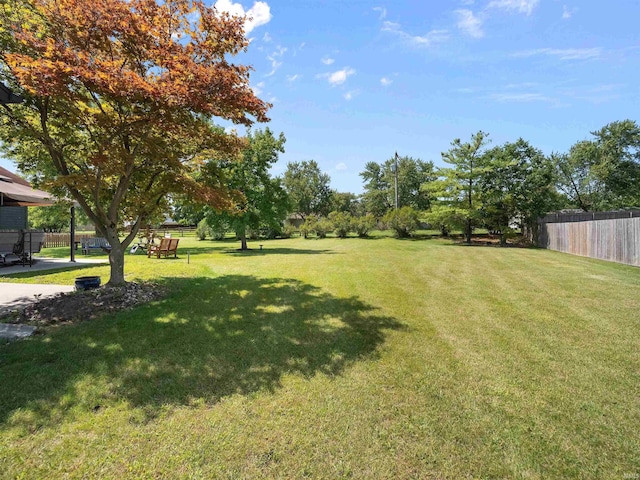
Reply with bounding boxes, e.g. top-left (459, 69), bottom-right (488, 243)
top-left (1, 236), bottom-right (639, 478)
